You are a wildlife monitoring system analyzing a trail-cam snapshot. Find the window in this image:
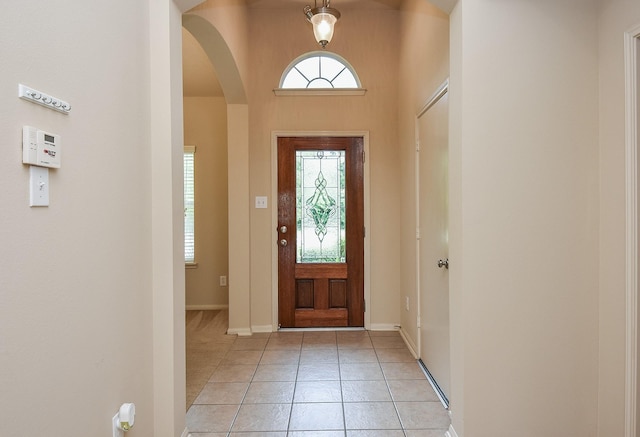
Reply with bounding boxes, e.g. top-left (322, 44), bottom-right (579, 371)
top-left (184, 145), bottom-right (196, 264)
top-left (275, 51), bottom-right (365, 96)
